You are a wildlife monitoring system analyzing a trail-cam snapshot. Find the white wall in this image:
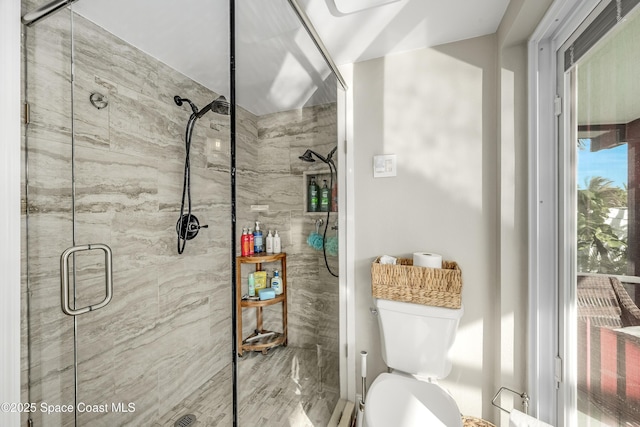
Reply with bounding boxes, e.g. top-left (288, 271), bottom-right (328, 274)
top-left (495, 1), bottom-right (553, 423)
top-left (348, 1), bottom-right (553, 423)
top-left (352, 35), bottom-right (500, 419)
top-left (494, 42), bottom-right (530, 426)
